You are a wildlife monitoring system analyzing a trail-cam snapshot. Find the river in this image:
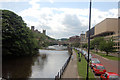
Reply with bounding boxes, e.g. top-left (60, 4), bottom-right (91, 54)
top-left (2, 45), bottom-right (69, 78)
